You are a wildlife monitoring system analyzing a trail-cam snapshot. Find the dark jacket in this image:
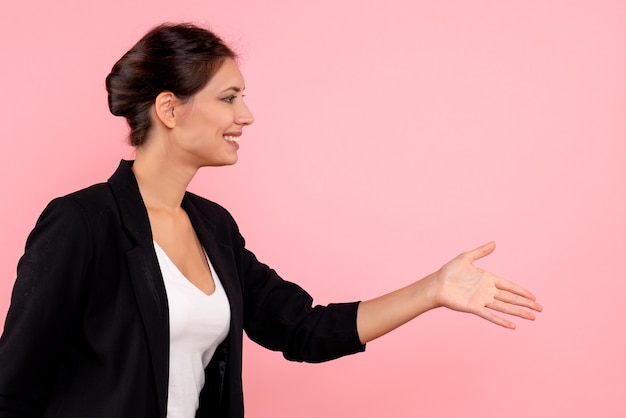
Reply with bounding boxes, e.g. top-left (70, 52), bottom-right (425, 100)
top-left (0, 160), bottom-right (365, 417)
